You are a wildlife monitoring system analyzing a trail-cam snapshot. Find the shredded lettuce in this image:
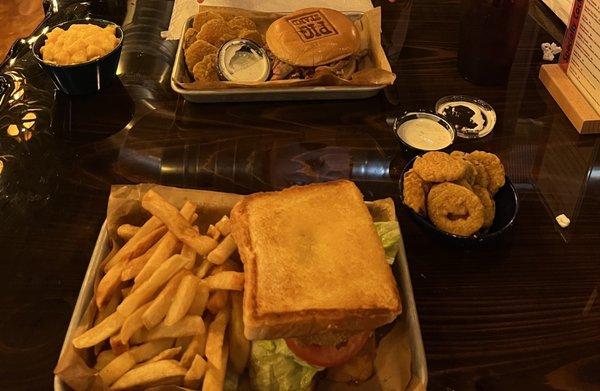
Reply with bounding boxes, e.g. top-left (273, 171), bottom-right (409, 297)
top-left (374, 221), bottom-right (401, 264)
top-left (249, 339), bottom-right (322, 391)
